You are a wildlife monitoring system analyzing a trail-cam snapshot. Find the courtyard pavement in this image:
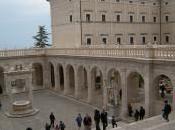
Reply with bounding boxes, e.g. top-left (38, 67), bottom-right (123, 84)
top-left (0, 90), bottom-right (126, 130)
